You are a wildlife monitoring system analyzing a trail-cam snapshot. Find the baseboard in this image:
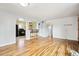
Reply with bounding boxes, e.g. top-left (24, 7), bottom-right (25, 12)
top-left (53, 37), bottom-right (78, 41)
top-left (0, 41), bottom-right (16, 47)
